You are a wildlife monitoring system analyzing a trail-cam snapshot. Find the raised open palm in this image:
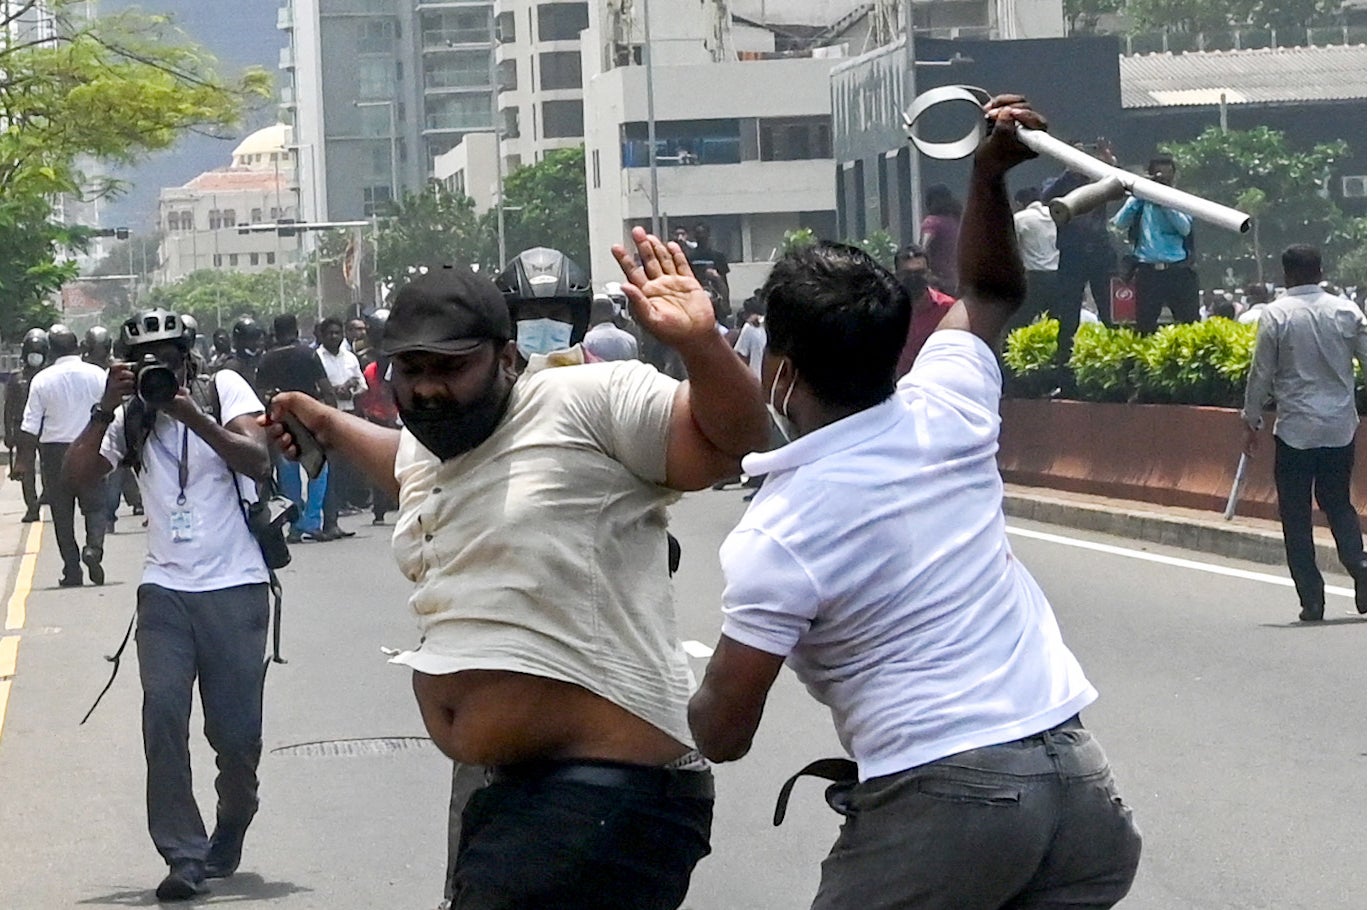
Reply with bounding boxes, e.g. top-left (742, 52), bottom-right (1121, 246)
top-left (612, 226), bottom-right (718, 349)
